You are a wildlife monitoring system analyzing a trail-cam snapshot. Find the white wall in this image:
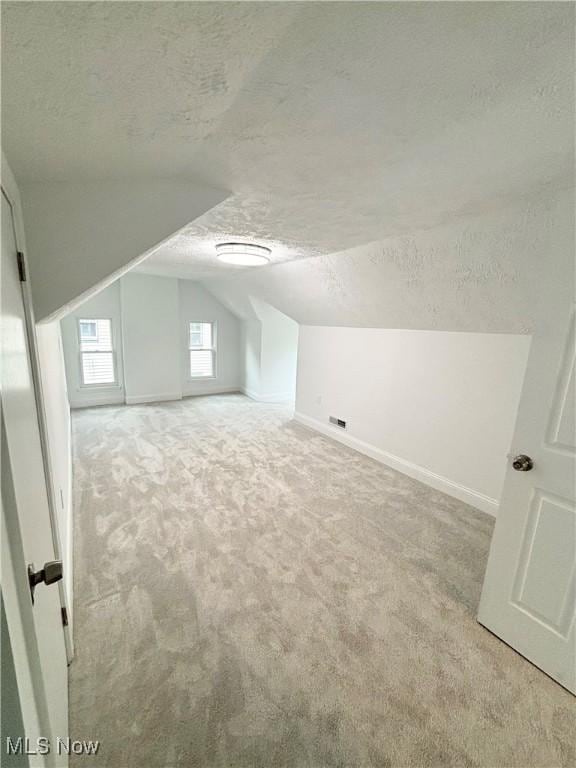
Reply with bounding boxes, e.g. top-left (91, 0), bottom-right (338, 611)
top-left (257, 300), bottom-right (299, 402)
top-left (295, 327), bottom-right (531, 515)
top-left (242, 320), bottom-right (263, 398)
top-left (241, 298), bottom-right (299, 403)
top-left (61, 275), bottom-right (242, 407)
top-left (121, 274), bottom-right (181, 405)
top-left (61, 281), bottom-right (125, 408)
top-left (35, 322), bottom-right (74, 632)
top-left (179, 280), bottom-right (241, 396)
